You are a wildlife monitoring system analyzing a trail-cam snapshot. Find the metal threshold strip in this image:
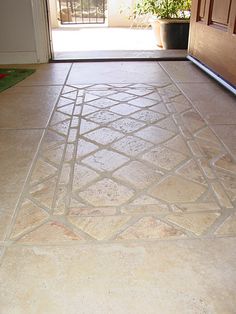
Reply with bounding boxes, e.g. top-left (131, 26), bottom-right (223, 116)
top-left (187, 55), bottom-right (236, 96)
top-left (50, 49), bottom-right (188, 62)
